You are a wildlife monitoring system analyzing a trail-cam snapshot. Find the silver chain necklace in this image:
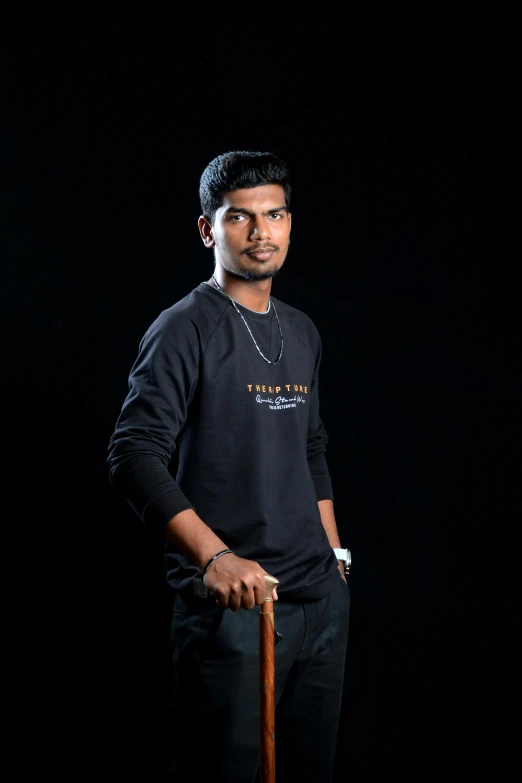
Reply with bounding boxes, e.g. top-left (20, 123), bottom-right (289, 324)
top-left (211, 275), bottom-right (284, 365)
